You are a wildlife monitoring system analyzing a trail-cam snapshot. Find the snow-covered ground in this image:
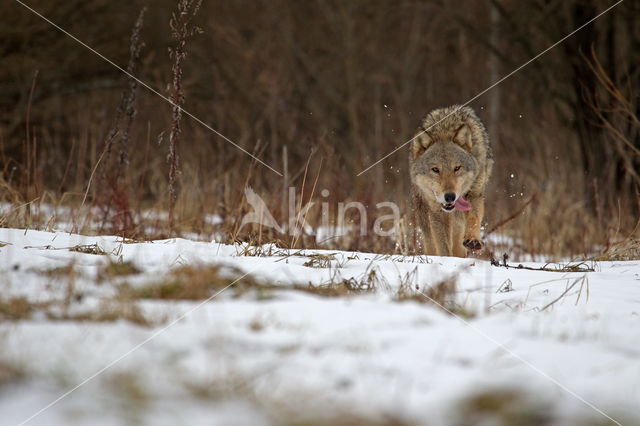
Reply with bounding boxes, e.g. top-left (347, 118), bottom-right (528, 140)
top-left (0, 228), bottom-right (638, 426)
